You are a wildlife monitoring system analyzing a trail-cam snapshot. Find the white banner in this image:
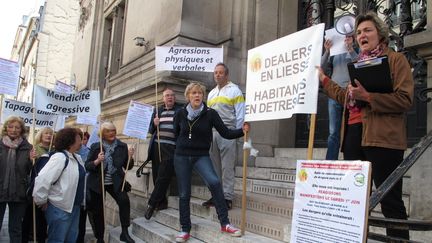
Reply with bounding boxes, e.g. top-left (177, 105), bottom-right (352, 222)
top-left (1, 98), bottom-right (63, 130)
top-left (54, 80), bottom-right (74, 93)
top-left (245, 24), bottom-right (324, 122)
top-left (290, 160), bottom-right (371, 243)
top-left (155, 46), bottom-right (223, 72)
top-left (0, 58), bottom-right (20, 96)
top-left (34, 84), bottom-right (101, 116)
top-left (123, 100), bottom-right (153, 140)
top-left (86, 122), bottom-right (100, 148)
top-left (76, 114), bottom-right (98, 126)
